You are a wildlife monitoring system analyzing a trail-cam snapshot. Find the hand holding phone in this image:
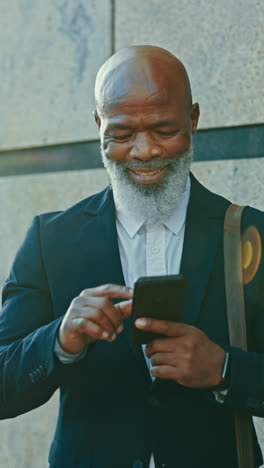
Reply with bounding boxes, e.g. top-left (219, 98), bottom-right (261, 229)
top-left (130, 275), bottom-right (185, 344)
